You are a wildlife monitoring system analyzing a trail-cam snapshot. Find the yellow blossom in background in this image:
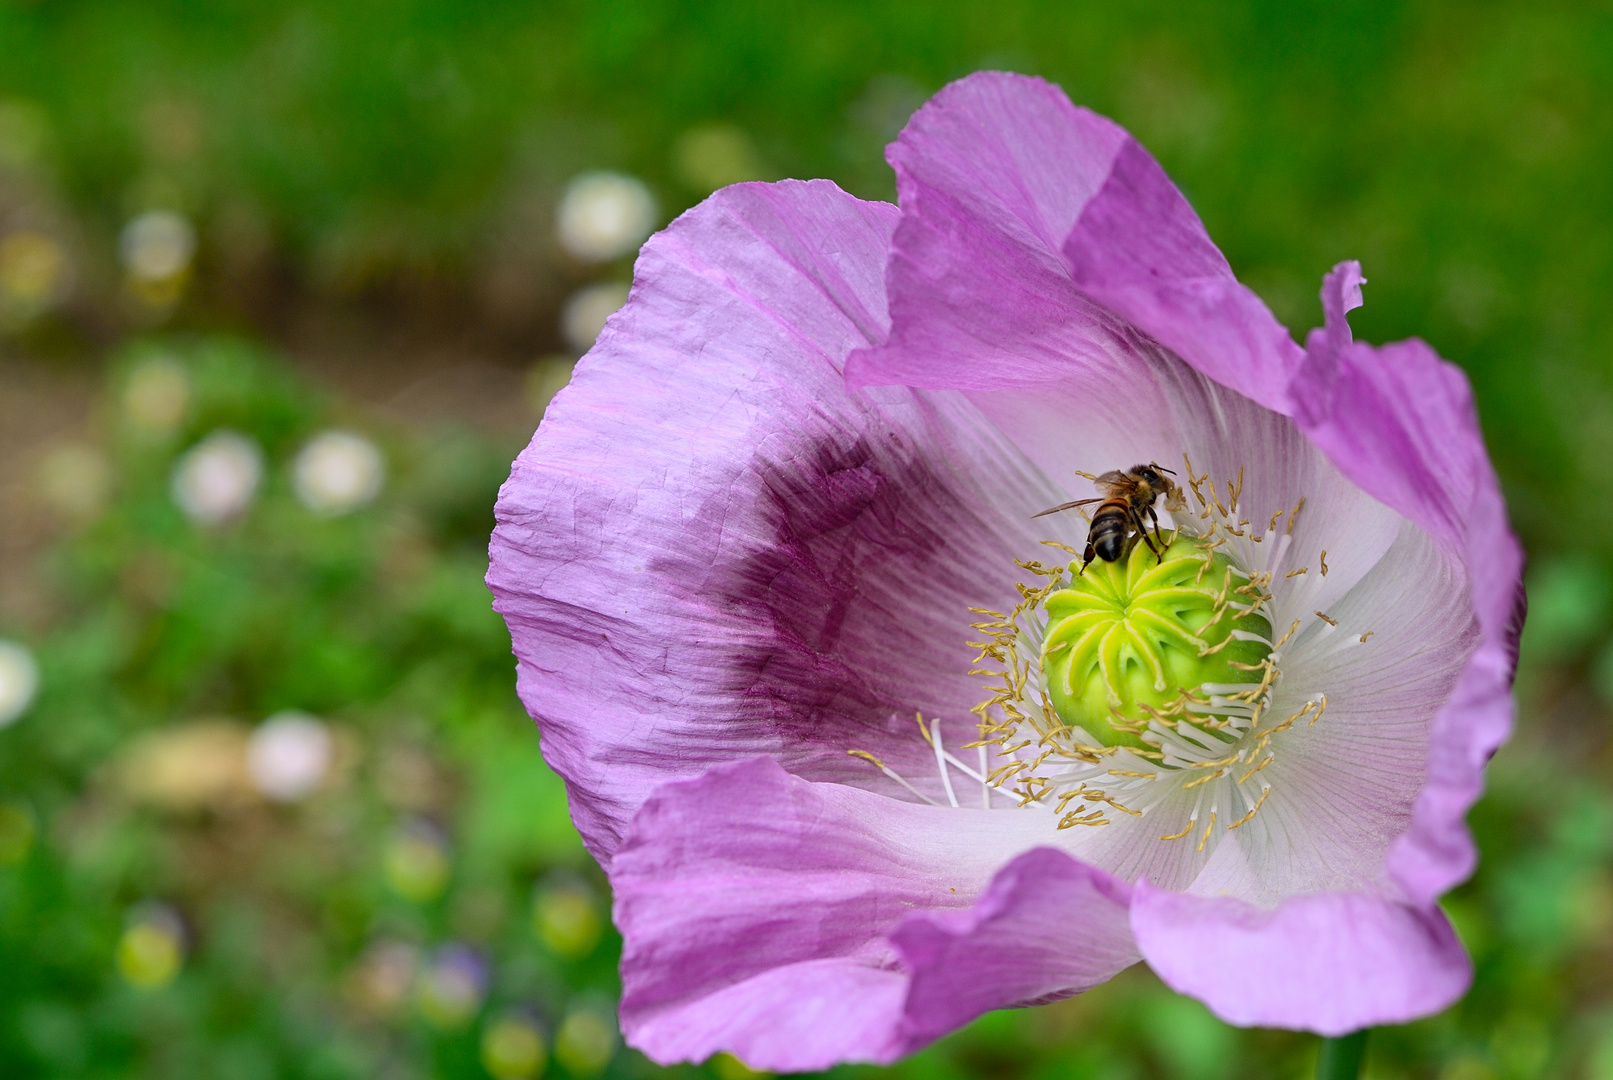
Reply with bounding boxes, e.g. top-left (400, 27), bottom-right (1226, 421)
top-left (383, 819), bottom-right (451, 902)
top-left (532, 874), bottom-right (603, 959)
top-left (554, 1005), bottom-right (617, 1077)
top-left (711, 1052), bottom-right (773, 1080)
top-left (123, 355), bottom-right (191, 438)
top-left (481, 1012), bottom-right (548, 1079)
top-left (673, 124), bottom-right (766, 193)
top-left (36, 443), bottom-right (111, 521)
top-left (0, 229), bottom-right (66, 325)
top-left (116, 906), bottom-right (185, 990)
